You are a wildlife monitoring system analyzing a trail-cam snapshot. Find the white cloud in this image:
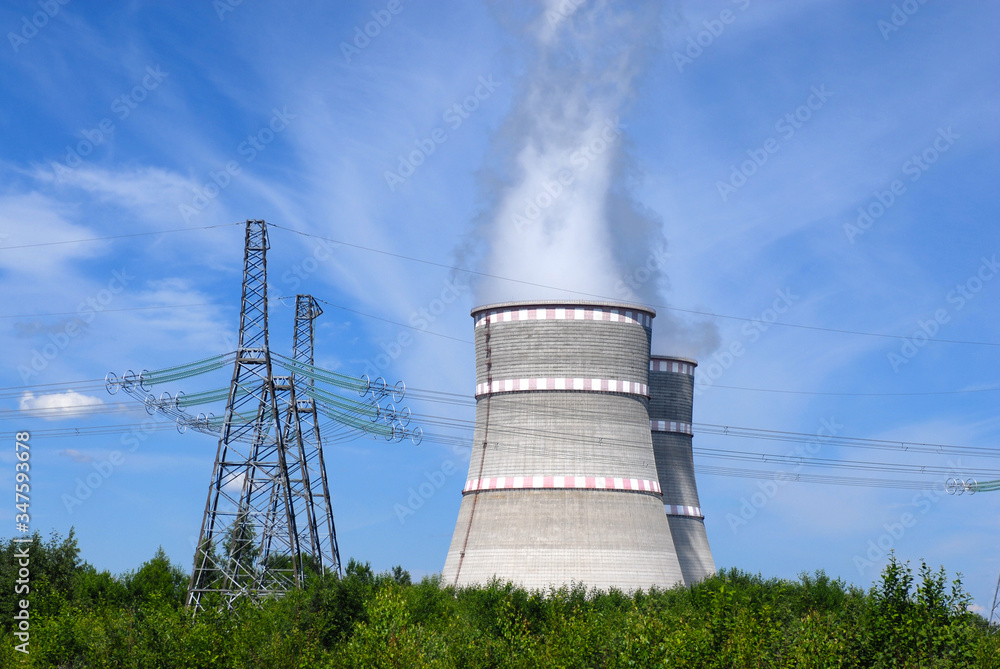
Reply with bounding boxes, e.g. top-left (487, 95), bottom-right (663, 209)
top-left (31, 163), bottom-right (198, 214)
top-left (0, 192), bottom-right (103, 275)
top-left (59, 448), bottom-right (94, 463)
top-left (124, 277), bottom-right (235, 355)
top-left (222, 471), bottom-right (245, 498)
top-left (19, 390), bottom-right (104, 420)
